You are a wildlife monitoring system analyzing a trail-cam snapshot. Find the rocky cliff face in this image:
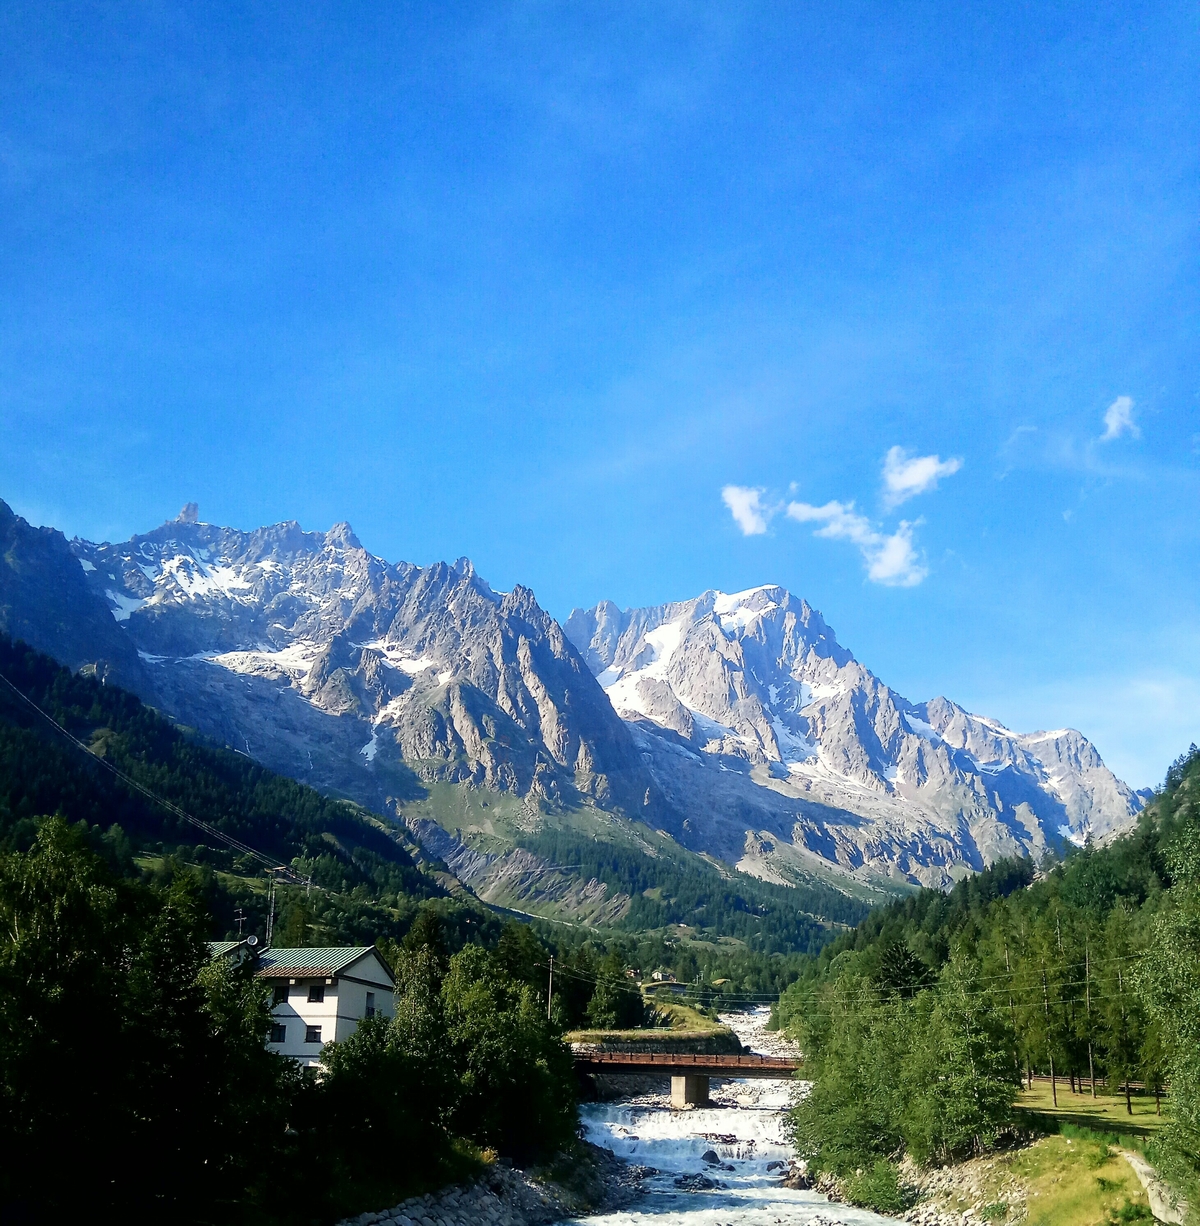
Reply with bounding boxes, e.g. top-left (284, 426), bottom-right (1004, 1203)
top-left (0, 500), bottom-right (147, 690)
top-left (0, 498), bottom-right (1143, 894)
top-left (67, 508), bottom-right (661, 823)
top-left (565, 586), bottom-right (1142, 889)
